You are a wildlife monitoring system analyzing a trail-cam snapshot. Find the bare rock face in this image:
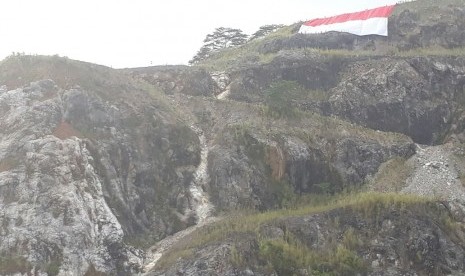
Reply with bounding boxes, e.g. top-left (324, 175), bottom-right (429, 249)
top-left (61, 88), bottom-right (200, 240)
top-left (208, 120), bottom-right (414, 211)
top-left (324, 57), bottom-right (465, 145)
top-left (0, 80), bottom-right (137, 274)
top-left (128, 65), bottom-right (220, 96)
top-left (0, 74), bottom-right (200, 275)
top-left (225, 55), bottom-right (465, 145)
top-left (227, 55), bottom-right (345, 104)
